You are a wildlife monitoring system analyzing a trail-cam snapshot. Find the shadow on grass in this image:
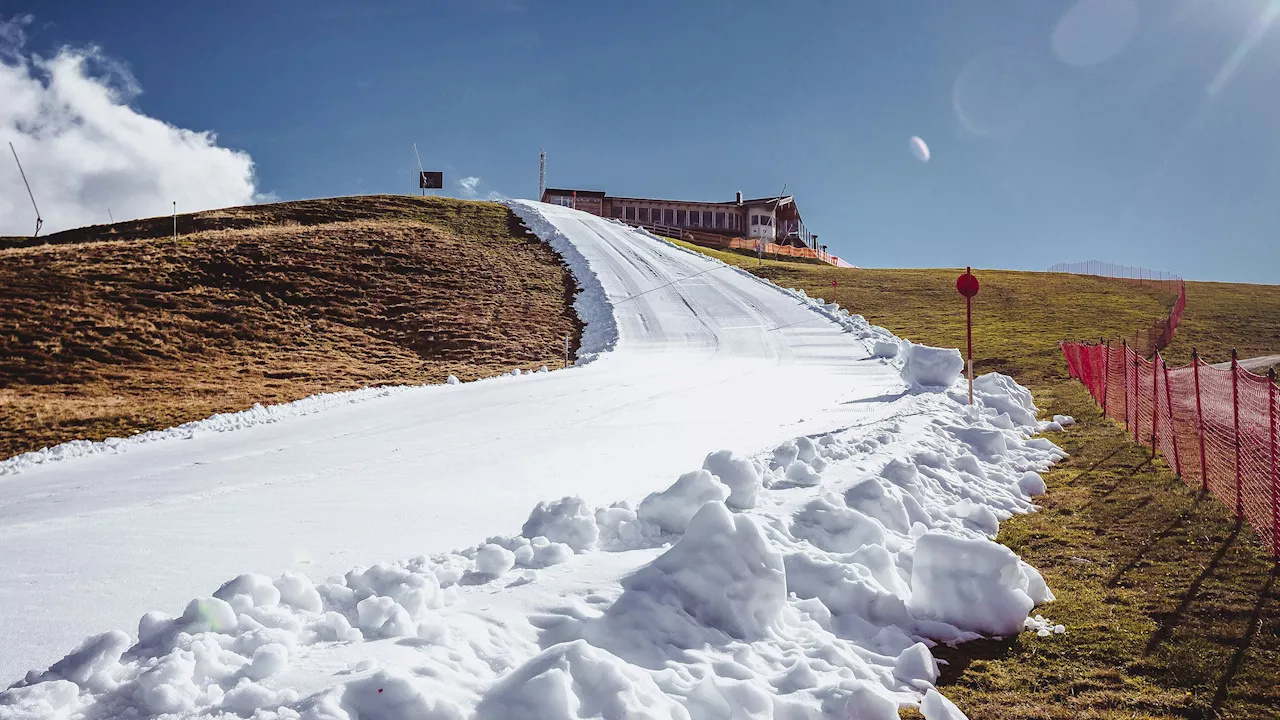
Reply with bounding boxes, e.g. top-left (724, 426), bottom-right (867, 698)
top-left (933, 635), bottom-right (1019, 686)
top-left (1144, 519), bottom-right (1243, 655)
top-left (1106, 492), bottom-right (1208, 589)
top-left (1211, 561), bottom-right (1280, 714)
